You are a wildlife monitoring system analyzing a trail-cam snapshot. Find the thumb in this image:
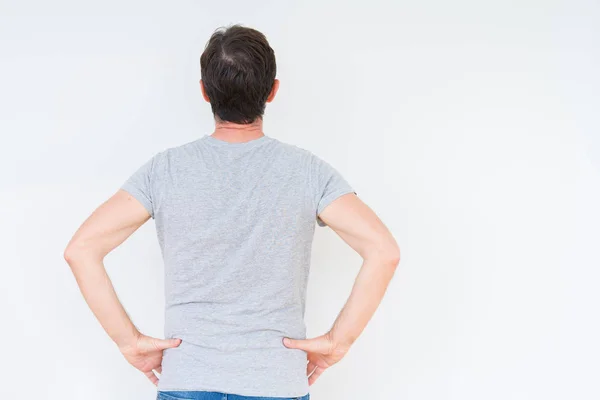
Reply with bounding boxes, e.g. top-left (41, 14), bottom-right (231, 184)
top-left (283, 336), bottom-right (328, 353)
top-left (154, 337), bottom-right (182, 350)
